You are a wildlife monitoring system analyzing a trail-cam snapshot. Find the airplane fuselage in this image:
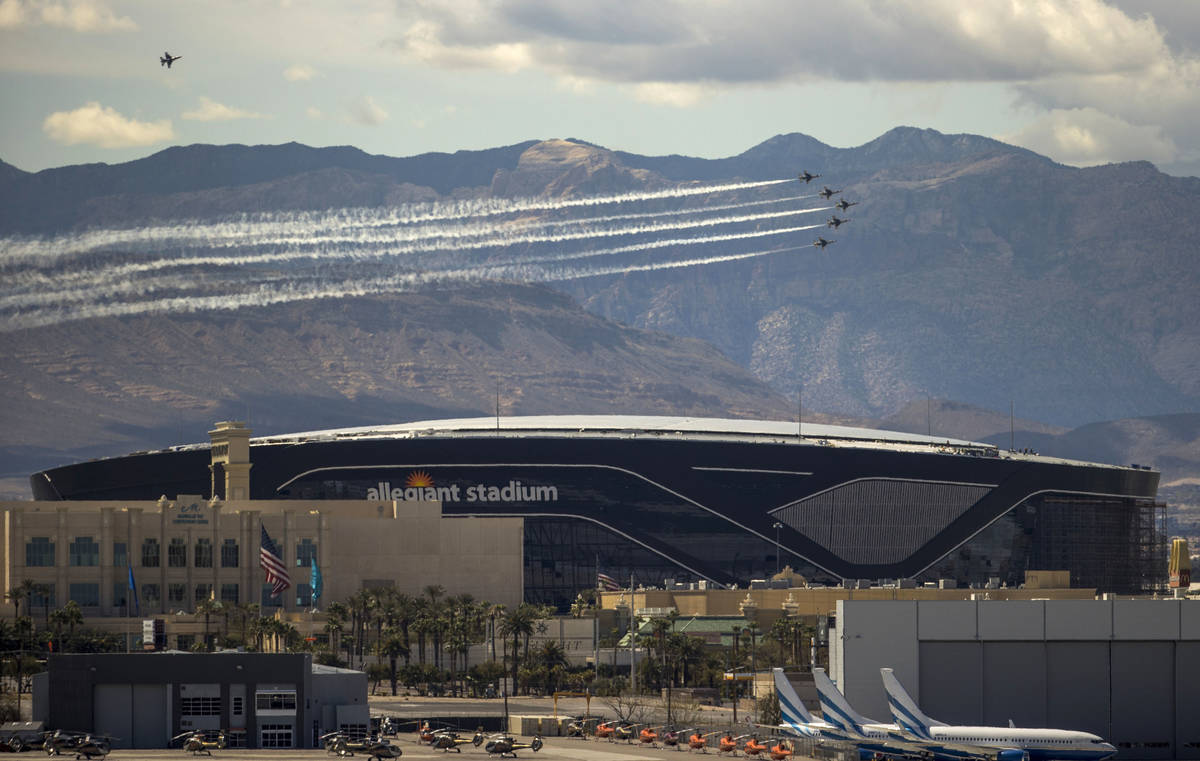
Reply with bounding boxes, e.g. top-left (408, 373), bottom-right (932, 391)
top-left (922, 727), bottom-right (1116, 761)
